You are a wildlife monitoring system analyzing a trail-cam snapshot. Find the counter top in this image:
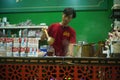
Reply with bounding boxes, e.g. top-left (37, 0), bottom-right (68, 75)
top-left (0, 57), bottom-right (120, 65)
